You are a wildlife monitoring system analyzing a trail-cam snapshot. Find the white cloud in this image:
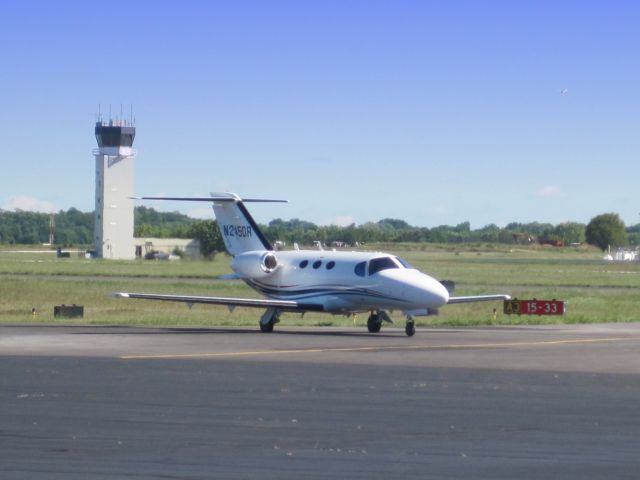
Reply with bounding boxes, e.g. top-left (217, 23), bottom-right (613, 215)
top-left (333, 215), bottom-right (356, 227)
top-left (2, 196), bottom-right (57, 213)
top-left (535, 185), bottom-right (562, 197)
